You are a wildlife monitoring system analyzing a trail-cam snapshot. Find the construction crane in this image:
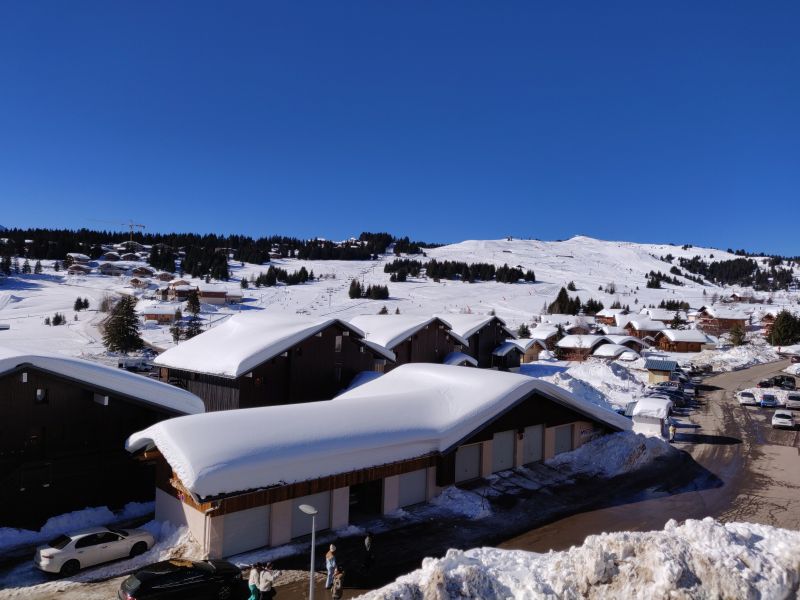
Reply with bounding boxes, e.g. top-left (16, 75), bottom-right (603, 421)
top-left (90, 219), bottom-right (146, 242)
